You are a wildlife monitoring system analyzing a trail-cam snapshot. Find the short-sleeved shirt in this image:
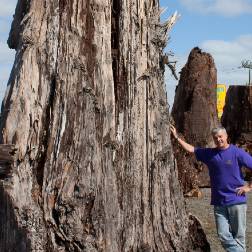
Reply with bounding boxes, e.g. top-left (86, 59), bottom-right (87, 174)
top-left (195, 144), bottom-right (252, 206)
